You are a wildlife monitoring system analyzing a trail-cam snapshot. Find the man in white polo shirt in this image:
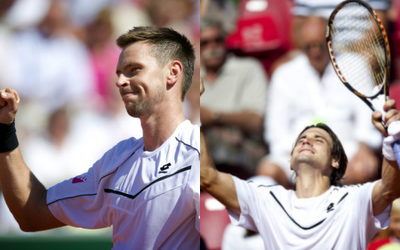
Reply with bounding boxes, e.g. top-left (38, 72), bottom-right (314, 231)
top-left (201, 99), bottom-right (400, 249)
top-left (0, 26), bottom-right (199, 249)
